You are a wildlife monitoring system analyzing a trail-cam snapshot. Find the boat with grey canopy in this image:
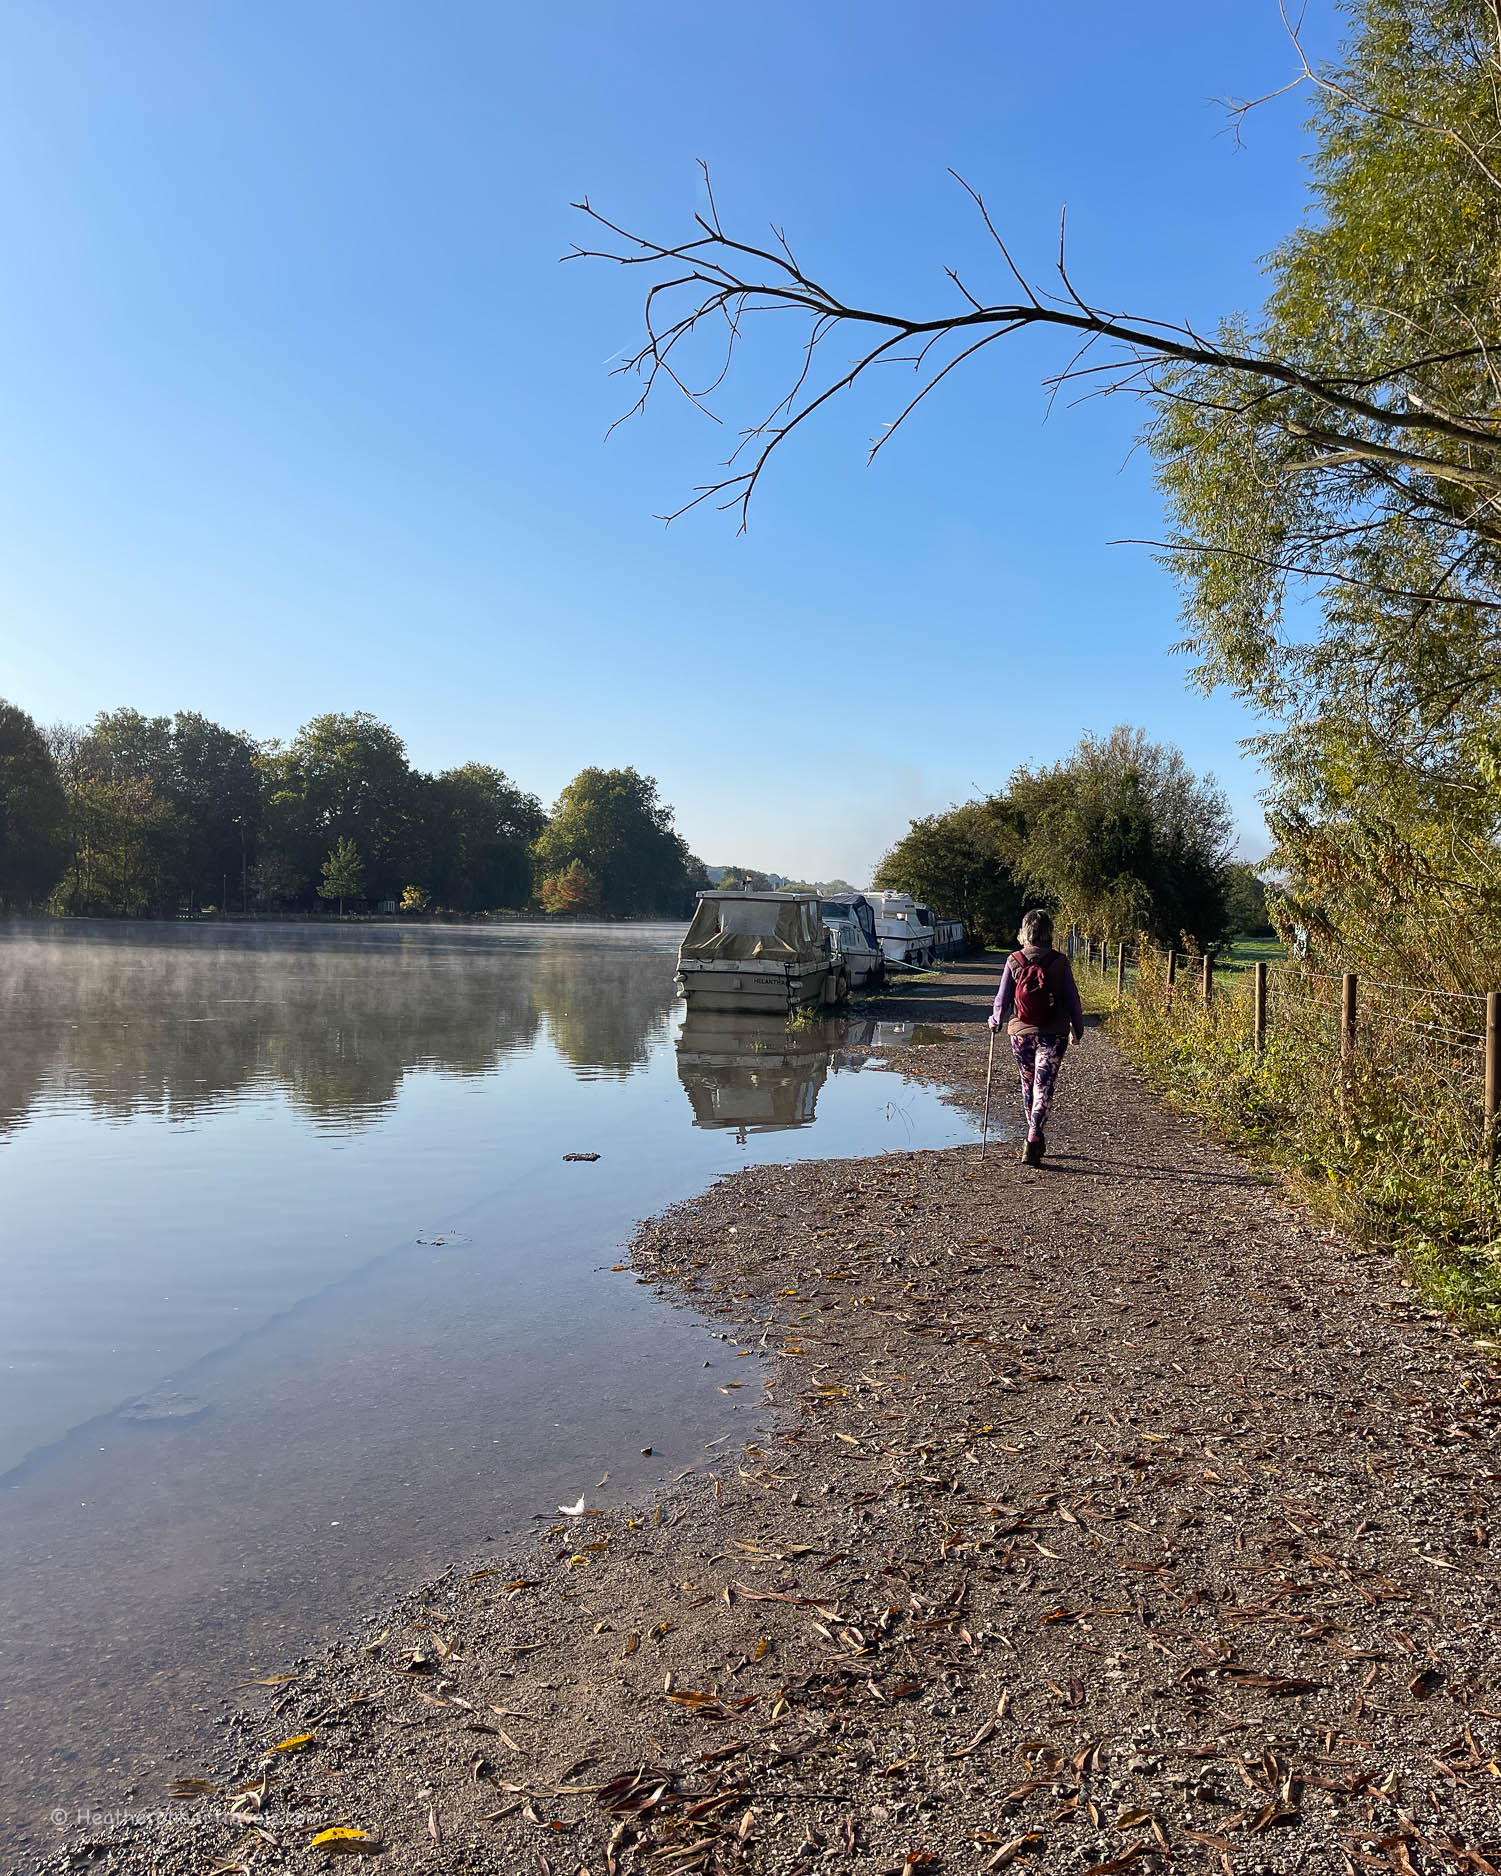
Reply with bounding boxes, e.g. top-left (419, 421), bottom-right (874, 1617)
top-left (675, 890), bottom-right (847, 1013)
